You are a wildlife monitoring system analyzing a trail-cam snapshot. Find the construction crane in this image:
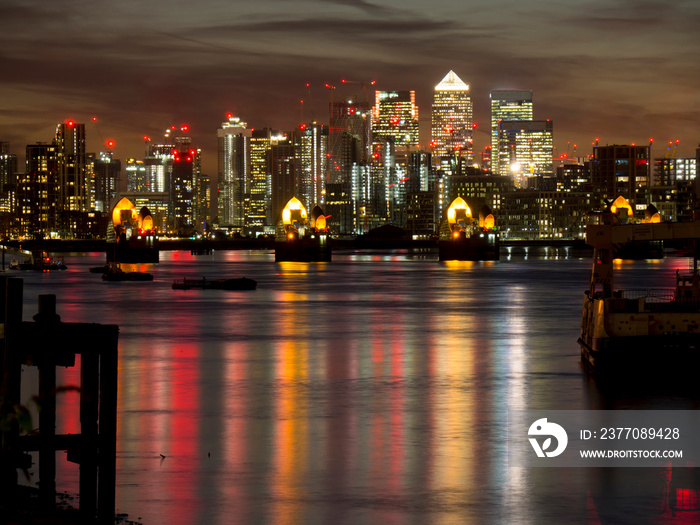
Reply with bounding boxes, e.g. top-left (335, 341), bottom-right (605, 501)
top-left (665, 139), bottom-right (680, 159)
